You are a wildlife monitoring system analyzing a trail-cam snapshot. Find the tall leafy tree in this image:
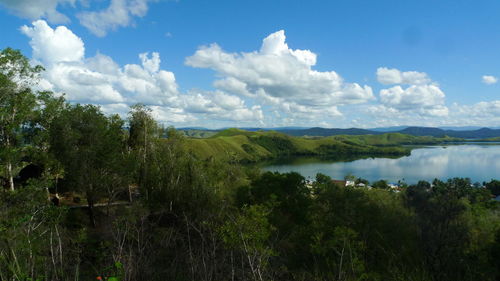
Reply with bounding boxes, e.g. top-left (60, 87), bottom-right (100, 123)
top-left (0, 48), bottom-right (43, 191)
top-left (486, 180), bottom-right (500, 197)
top-left (127, 104), bottom-right (160, 200)
top-left (49, 104), bottom-right (127, 227)
top-left (406, 179), bottom-right (477, 280)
